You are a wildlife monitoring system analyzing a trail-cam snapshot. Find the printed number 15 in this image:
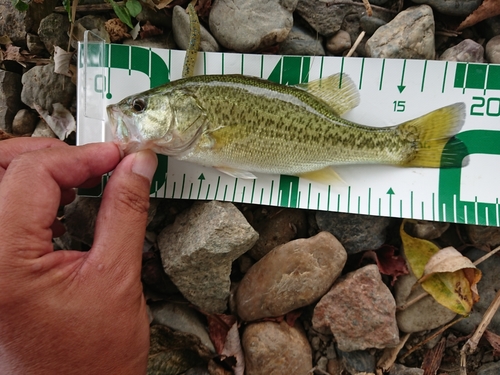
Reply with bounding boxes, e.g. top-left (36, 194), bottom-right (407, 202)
top-left (393, 100), bottom-right (406, 112)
